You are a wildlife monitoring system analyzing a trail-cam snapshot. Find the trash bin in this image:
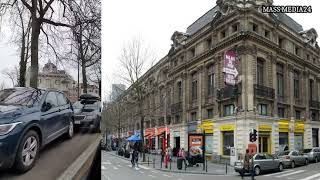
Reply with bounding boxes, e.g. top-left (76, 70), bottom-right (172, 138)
top-left (177, 158), bottom-right (183, 170)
